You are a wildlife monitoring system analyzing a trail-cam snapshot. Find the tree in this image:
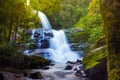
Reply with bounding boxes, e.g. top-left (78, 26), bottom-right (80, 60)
top-left (0, 0), bottom-right (35, 44)
top-left (60, 0), bottom-right (90, 29)
top-left (30, 0), bottom-right (62, 29)
top-left (100, 0), bottom-right (120, 80)
top-left (74, 0), bottom-right (104, 43)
